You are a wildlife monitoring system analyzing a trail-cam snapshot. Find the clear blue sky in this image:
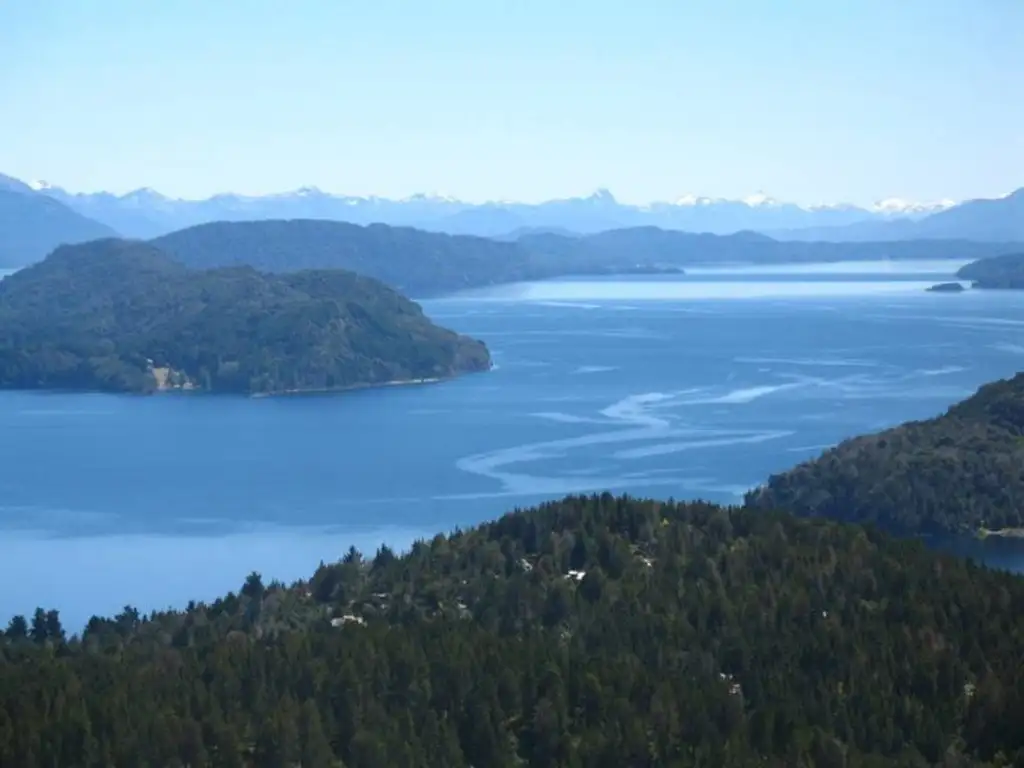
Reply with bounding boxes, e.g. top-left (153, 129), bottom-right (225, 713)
top-left (1, 0), bottom-right (1021, 205)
